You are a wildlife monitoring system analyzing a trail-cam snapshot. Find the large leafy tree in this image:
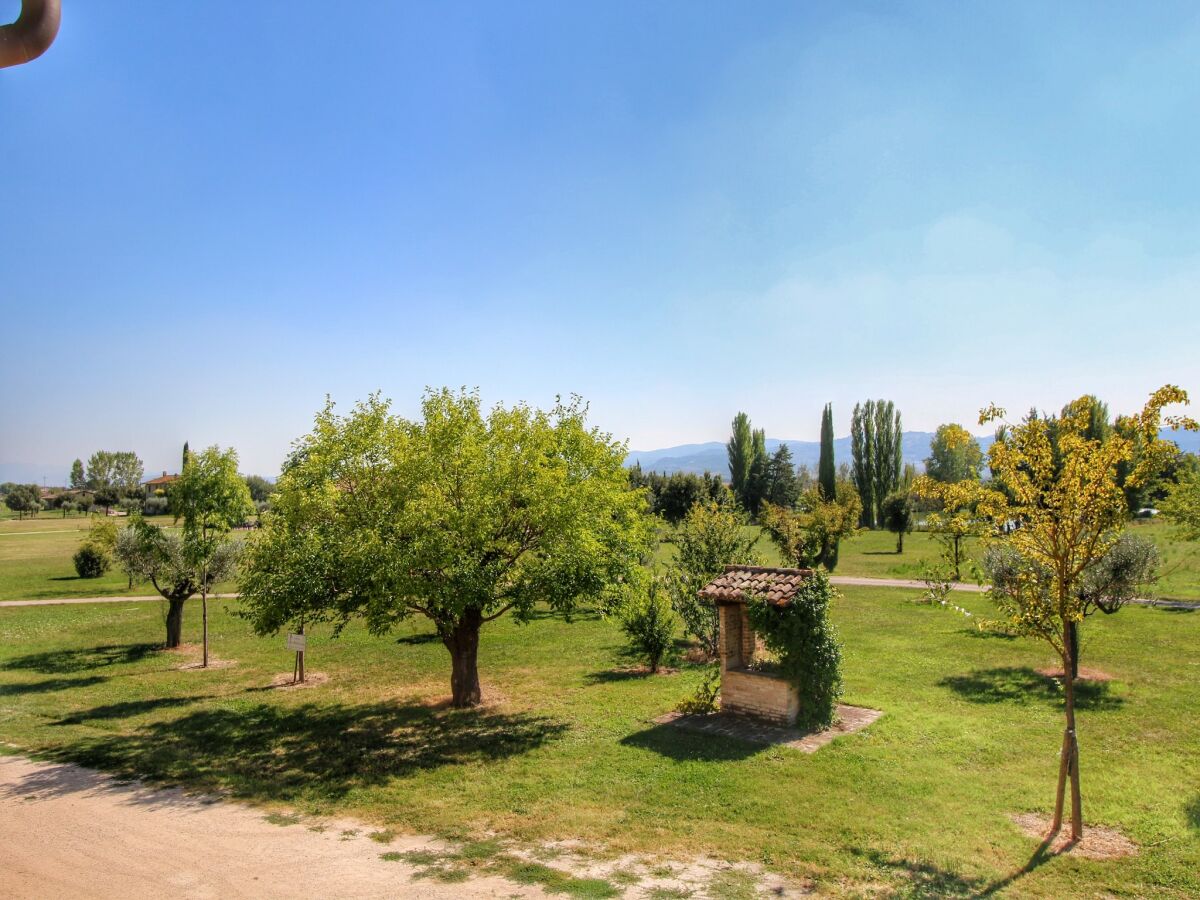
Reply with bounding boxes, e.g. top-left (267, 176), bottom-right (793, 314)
top-left (765, 443), bottom-right (800, 508)
top-left (69, 459), bottom-right (86, 490)
top-left (850, 401), bottom-right (876, 526)
top-left (978, 386), bottom-right (1196, 841)
top-left (85, 450), bottom-right (144, 513)
top-left (240, 389), bottom-right (652, 707)
top-left (171, 445), bottom-right (254, 667)
top-left (924, 424), bottom-right (983, 483)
